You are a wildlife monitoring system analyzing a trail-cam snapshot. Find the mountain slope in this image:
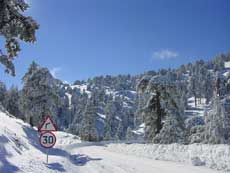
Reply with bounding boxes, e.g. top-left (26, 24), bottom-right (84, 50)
top-left (0, 110), bottom-right (228, 173)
